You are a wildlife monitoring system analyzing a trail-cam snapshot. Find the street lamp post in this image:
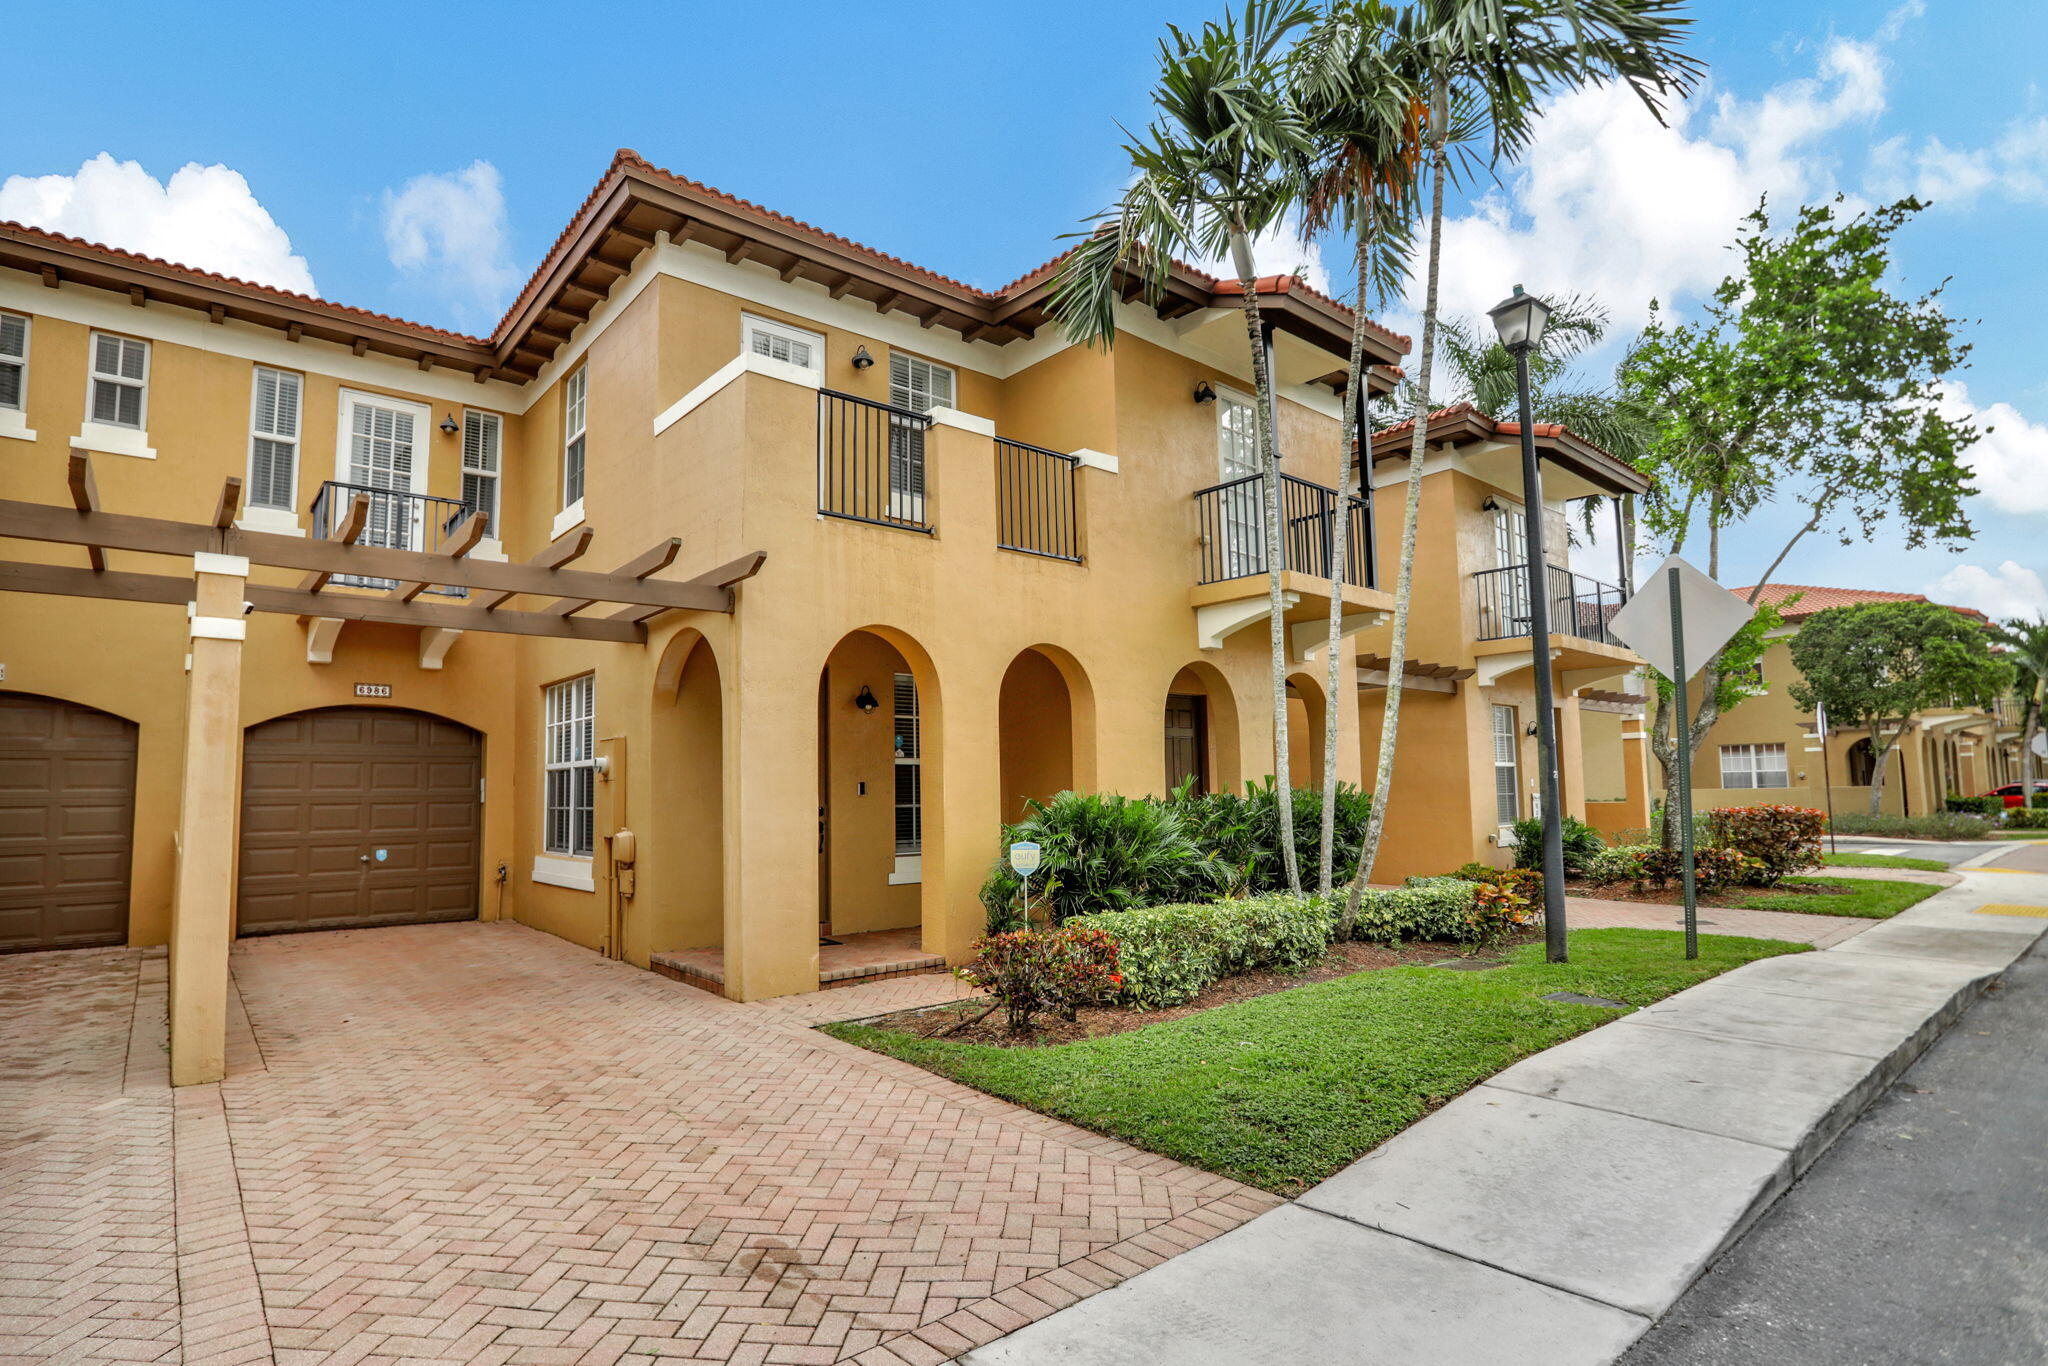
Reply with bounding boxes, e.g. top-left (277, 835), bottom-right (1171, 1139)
top-left (1488, 285), bottom-right (1569, 964)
